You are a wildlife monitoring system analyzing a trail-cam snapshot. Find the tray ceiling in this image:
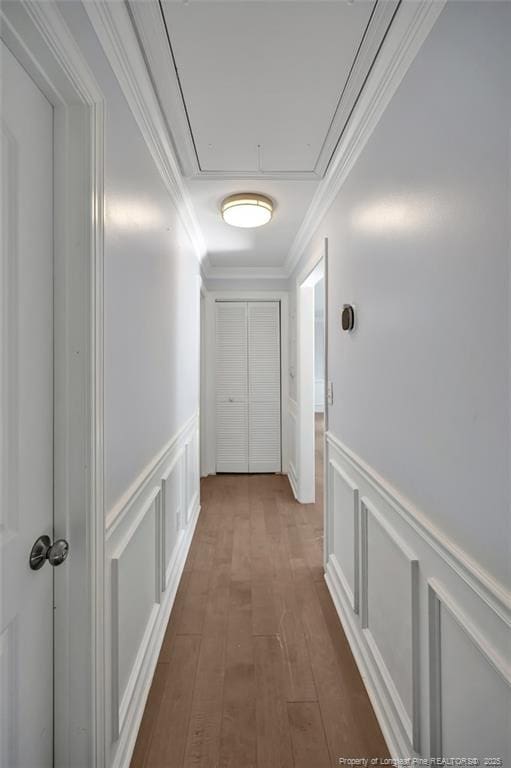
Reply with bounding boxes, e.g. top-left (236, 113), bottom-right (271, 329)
top-left (129, 0), bottom-right (398, 272)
